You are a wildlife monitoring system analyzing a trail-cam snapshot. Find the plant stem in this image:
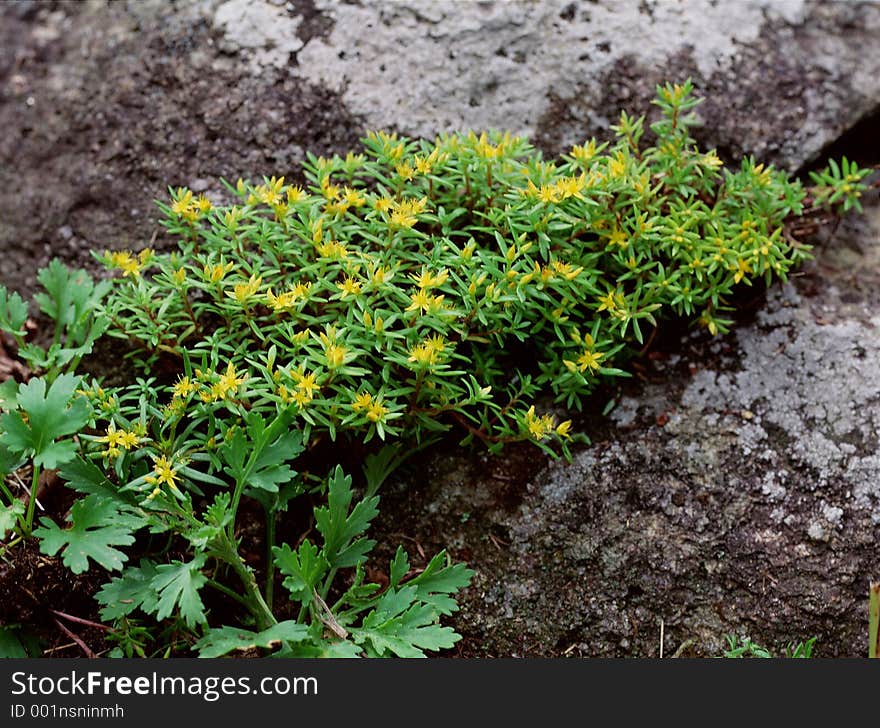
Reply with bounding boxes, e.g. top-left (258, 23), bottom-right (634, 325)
top-left (870, 583), bottom-right (880, 659)
top-left (215, 534), bottom-right (276, 631)
top-left (24, 464), bottom-right (40, 536)
top-left (206, 578), bottom-right (249, 608)
top-left (0, 535), bottom-right (23, 559)
top-left (319, 566), bottom-right (338, 602)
